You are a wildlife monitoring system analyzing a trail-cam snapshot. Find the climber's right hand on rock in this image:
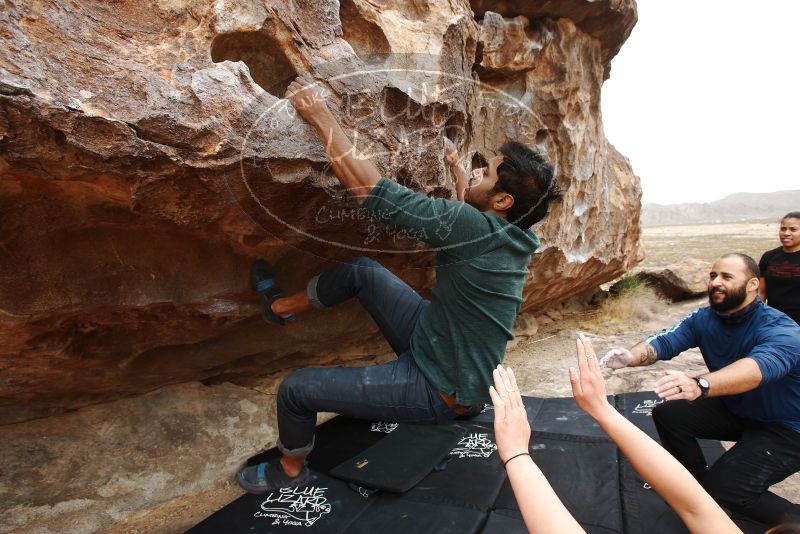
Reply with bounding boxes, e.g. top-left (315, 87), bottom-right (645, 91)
top-left (443, 137), bottom-right (459, 166)
top-left (285, 75), bottom-right (329, 122)
top-left (599, 347), bottom-right (635, 369)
